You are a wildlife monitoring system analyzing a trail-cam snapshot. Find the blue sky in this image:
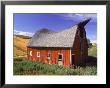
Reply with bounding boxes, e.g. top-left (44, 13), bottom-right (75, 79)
top-left (14, 13), bottom-right (97, 43)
